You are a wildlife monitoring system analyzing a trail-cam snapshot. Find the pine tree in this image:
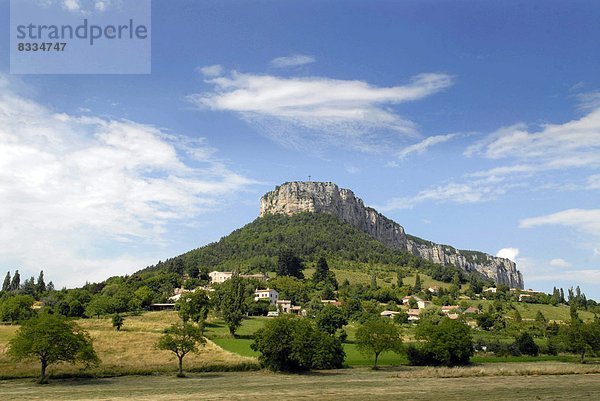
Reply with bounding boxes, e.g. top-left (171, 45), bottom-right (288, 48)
top-left (396, 270), bottom-right (403, 287)
top-left (560, 288), bottom-right (565, 304)
top-left (2, 272), bottom-right (10, 292)
top-left (312, 256), bottom-right (330, 284)
top-left (276, 249), bottom-right (304, 279)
